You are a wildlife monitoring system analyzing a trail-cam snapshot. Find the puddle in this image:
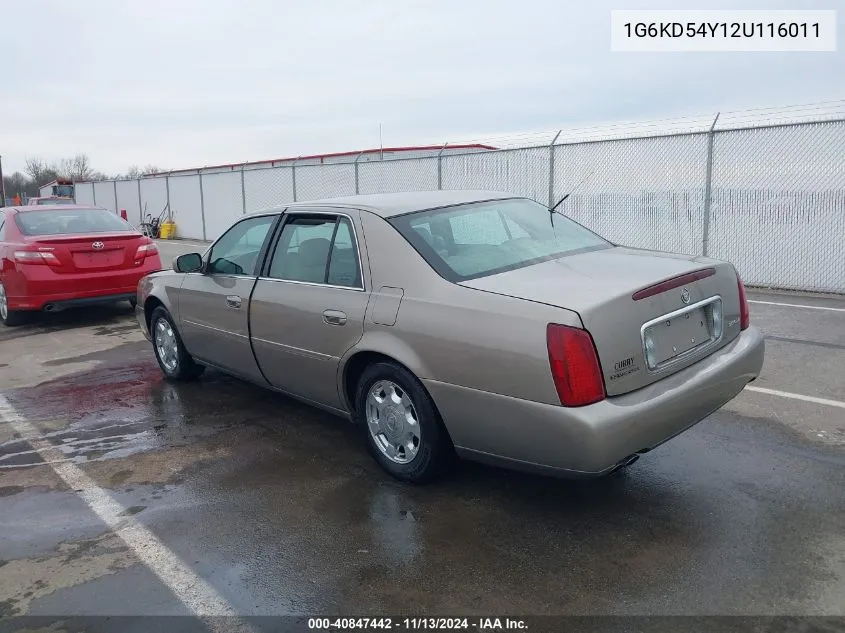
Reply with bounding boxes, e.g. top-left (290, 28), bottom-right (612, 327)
top-left (0, 371), bottom-right (229, 470)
